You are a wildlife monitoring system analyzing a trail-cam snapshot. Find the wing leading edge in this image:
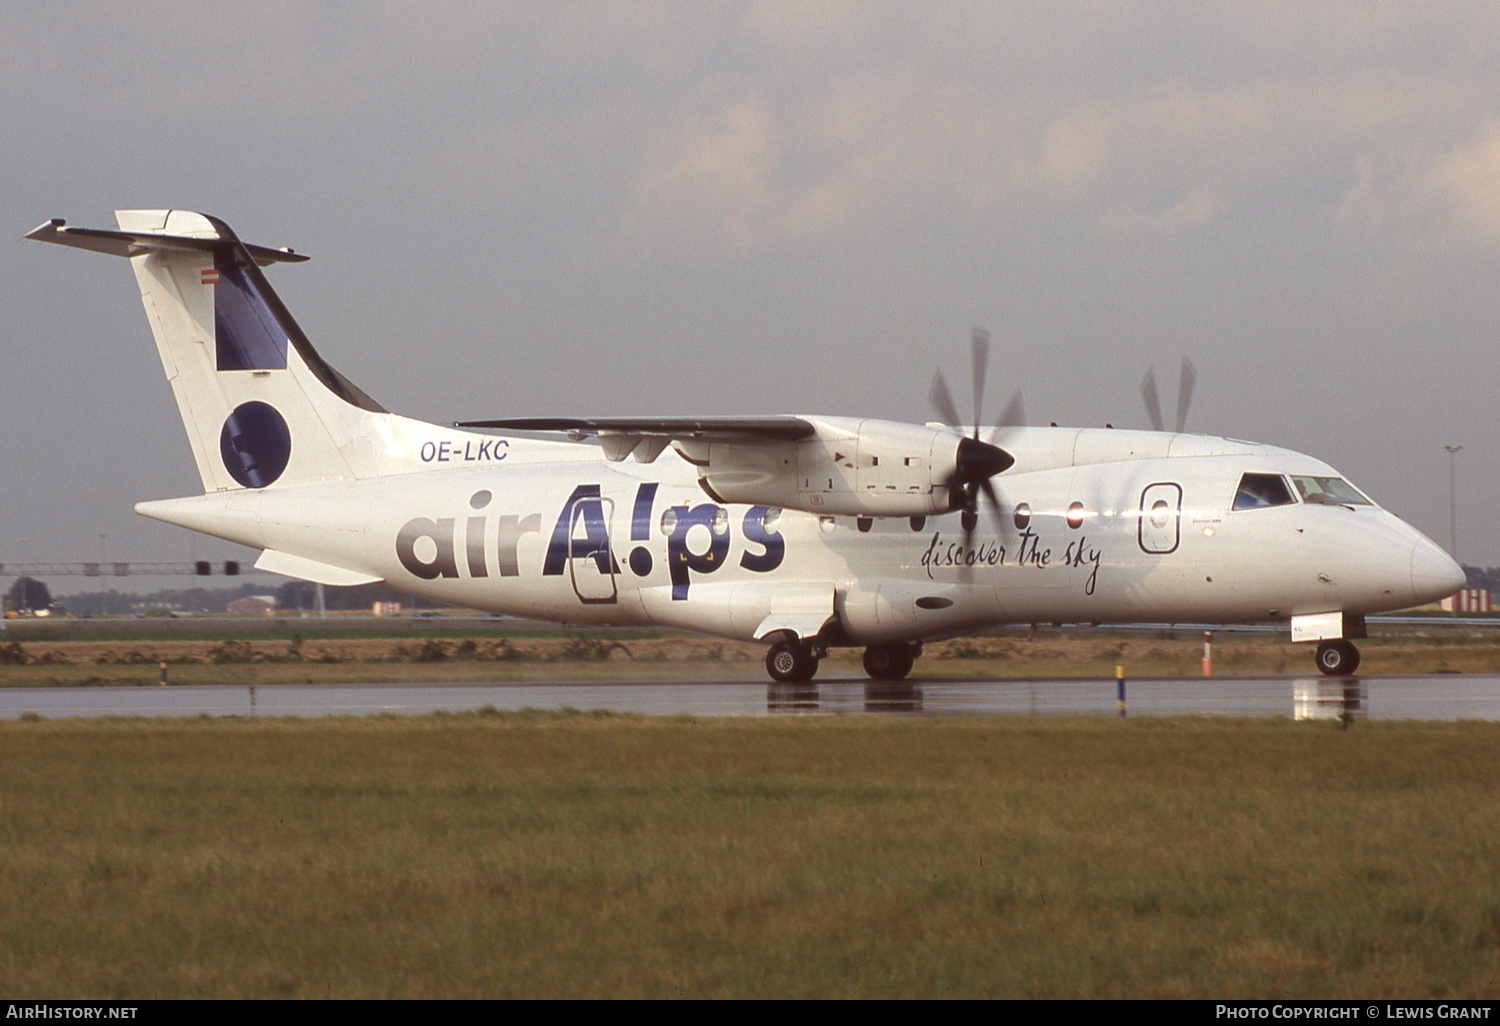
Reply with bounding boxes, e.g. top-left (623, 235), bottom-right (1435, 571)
top-left (457, 416), bottom-right (815, 440)
top-left (456, 416), bottom-right (817, 463)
